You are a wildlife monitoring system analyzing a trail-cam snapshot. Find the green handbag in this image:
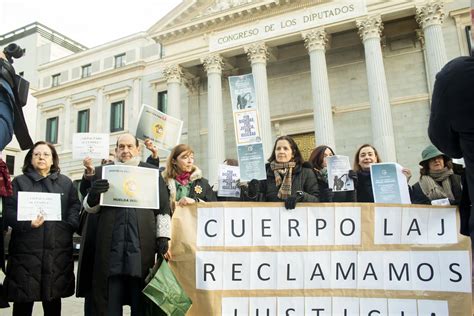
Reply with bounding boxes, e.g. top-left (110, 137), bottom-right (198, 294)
top-left (142, 256), bottom-right (192, 316)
